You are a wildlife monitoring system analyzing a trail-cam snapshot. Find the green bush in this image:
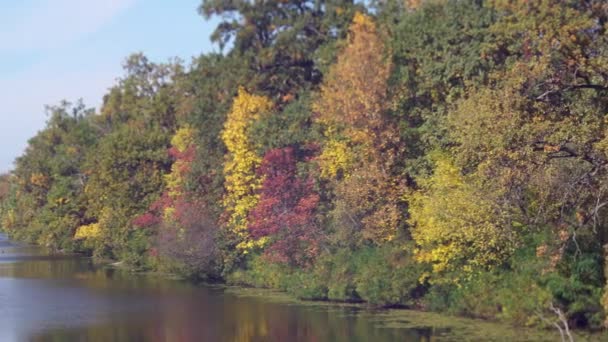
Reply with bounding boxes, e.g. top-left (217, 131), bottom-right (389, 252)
top-left (421, 282), bottom-right (458, 313)
top-left (227, 245), bottom-right (427, 306)
top-left (284, 271), bottom-right (328, 300)
top-left (353, 246), bottom-right (426, 306)
top-left (317, 249), bottom-right (360, 301)
top-left (226, 254), bottom-right (291, 290)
